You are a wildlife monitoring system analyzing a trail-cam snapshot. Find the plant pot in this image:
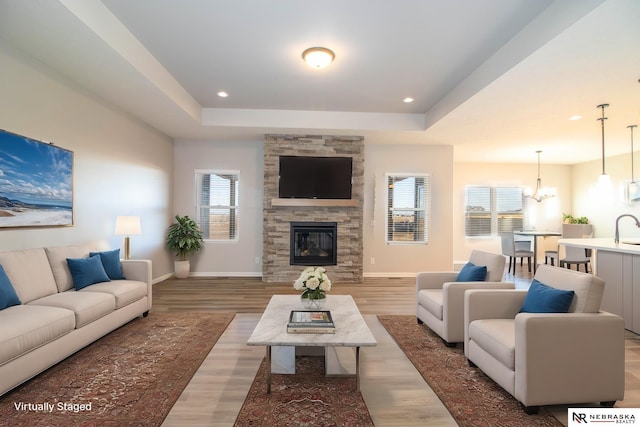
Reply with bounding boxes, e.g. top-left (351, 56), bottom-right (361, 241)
top-left (174, 260), bottom-right (190, 279)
